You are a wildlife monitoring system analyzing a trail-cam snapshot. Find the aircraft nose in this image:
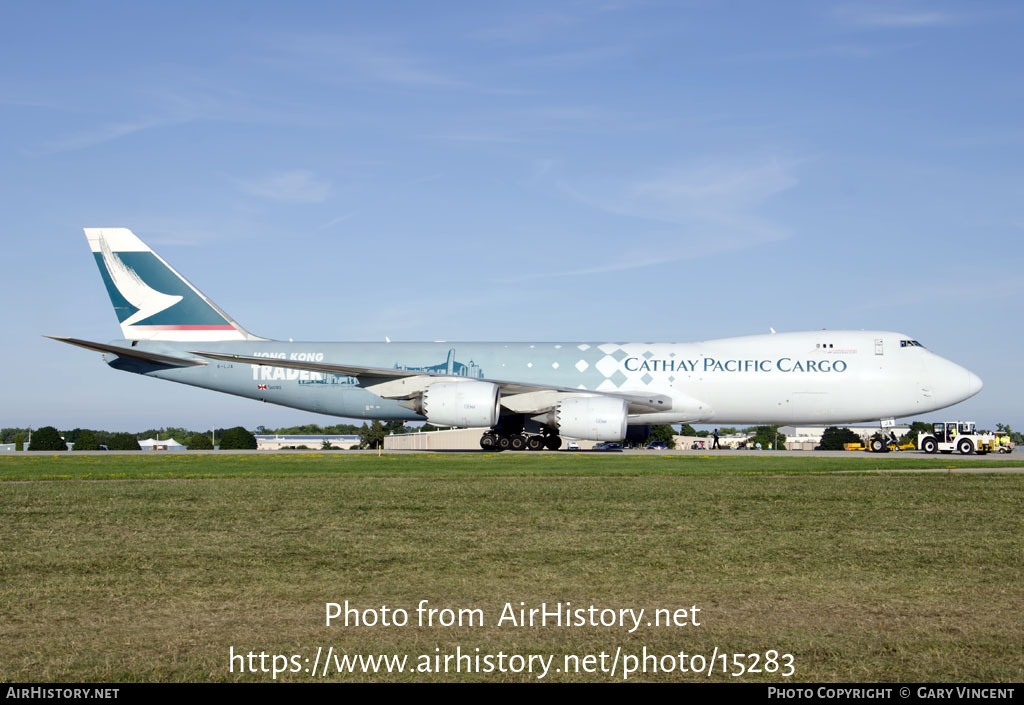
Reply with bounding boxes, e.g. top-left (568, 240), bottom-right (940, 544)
top-left (967, 370), bottom-right (983, 398)
top-left (925, 355), bottom-right (982, 406)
